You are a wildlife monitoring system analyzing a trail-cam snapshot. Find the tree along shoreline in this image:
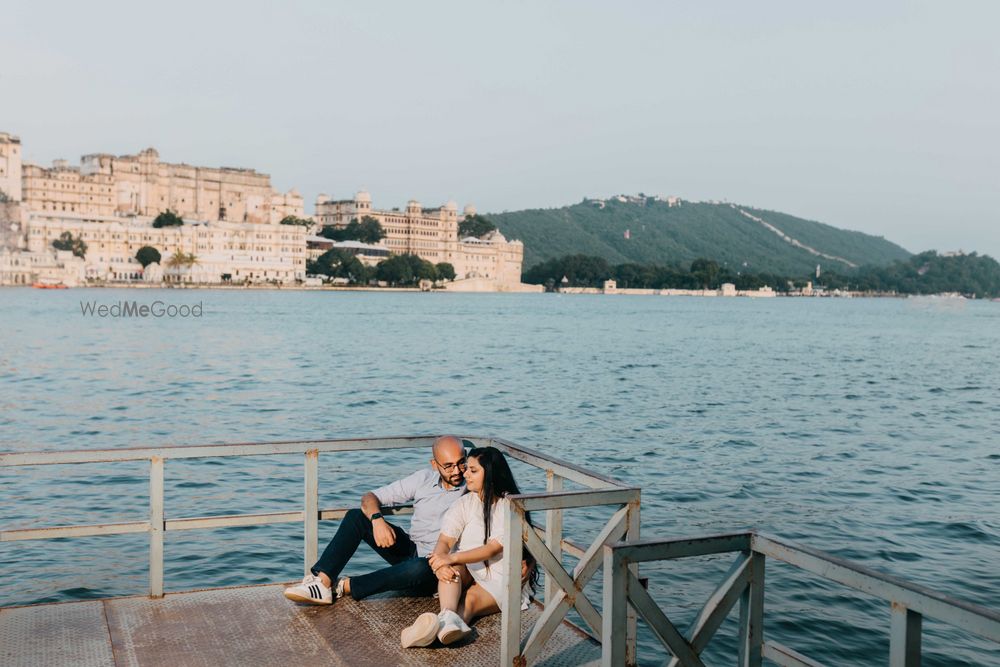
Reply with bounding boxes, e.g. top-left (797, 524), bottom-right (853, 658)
top-left (522, 251), bottom-right (1000, 299)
